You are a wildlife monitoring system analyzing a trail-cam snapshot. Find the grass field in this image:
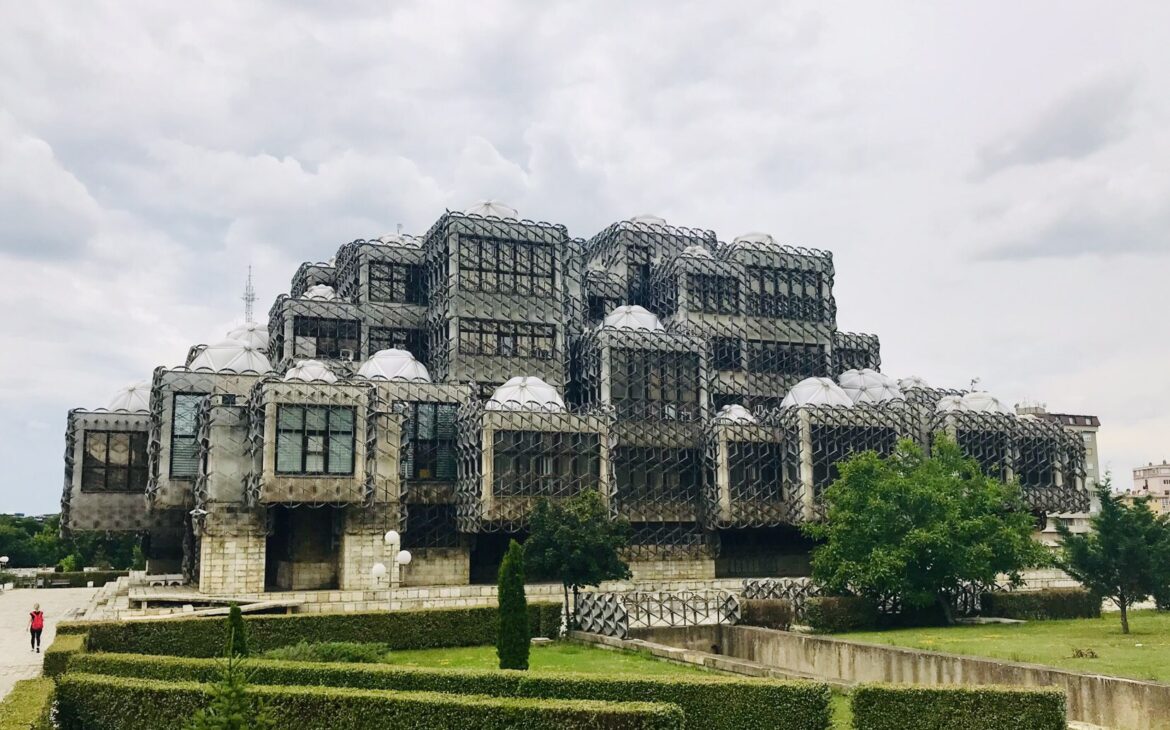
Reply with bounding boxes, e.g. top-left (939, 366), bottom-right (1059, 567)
top-left (841, 609), bottom-right (1170, 682)
top-left (379, 642), bottom-right (717, 676)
